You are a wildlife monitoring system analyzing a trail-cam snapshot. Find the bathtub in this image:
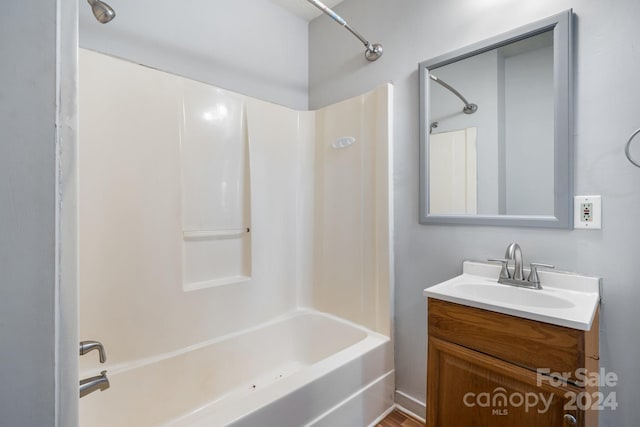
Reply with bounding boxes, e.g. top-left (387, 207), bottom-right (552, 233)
top-left (79, 310), bottom-right (394, 427)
